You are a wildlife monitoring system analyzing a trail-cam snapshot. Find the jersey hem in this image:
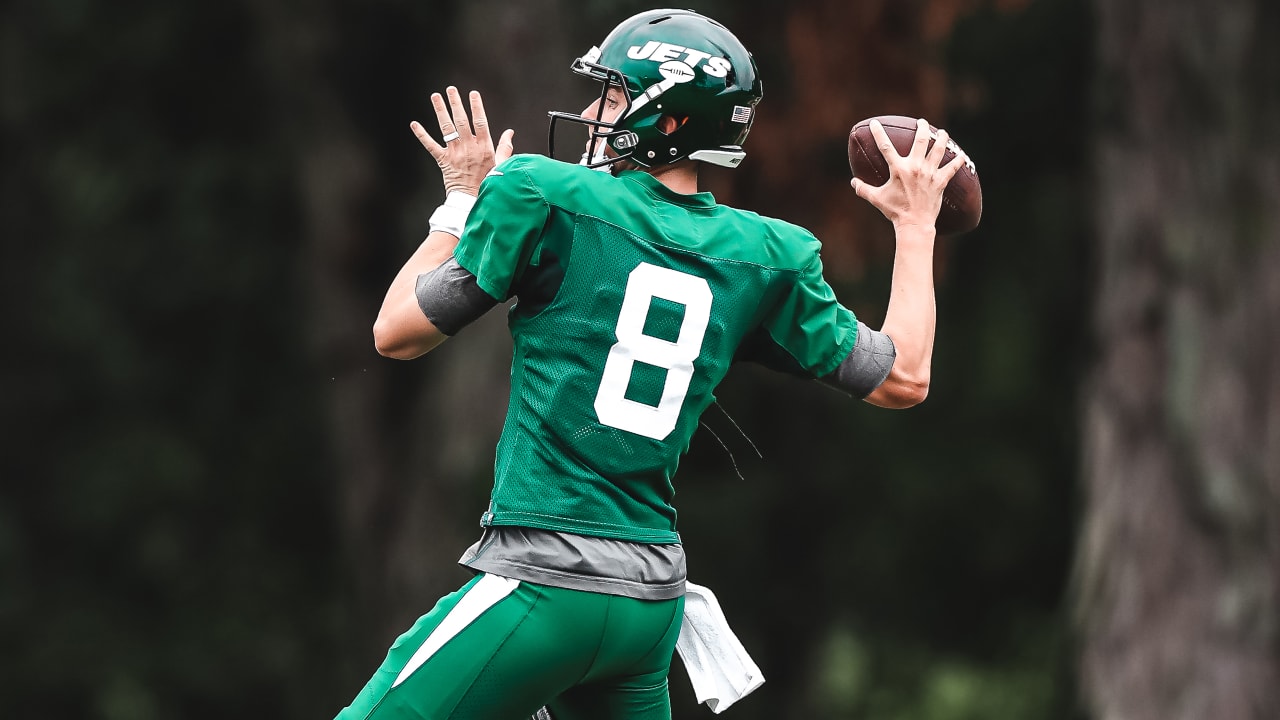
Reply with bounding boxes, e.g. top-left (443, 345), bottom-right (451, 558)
top-left (484, 514), bottom-right (681, 544)
top-left (460, 557), bottom-right (687, 600)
